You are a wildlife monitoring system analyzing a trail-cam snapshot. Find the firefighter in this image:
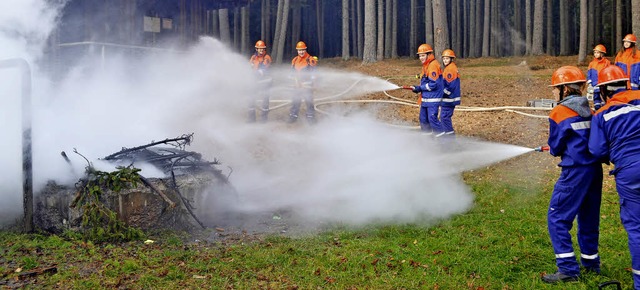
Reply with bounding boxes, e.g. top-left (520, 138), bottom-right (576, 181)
top-left (614, 34), bottom-right (640, 90)
top-left (408, 44), bottom-right (443, 134)
top-left (589, 65), bottom-right (640, 290)
top-left (586, 44), bottom-right (610, 110)
top-left (542, 66), bottom-right (603, 284)
top-left (439, 49), bottom-right (460, 137)
top-left (288, 41), bottom-right (318, 124)
top-left (248, 40), bottom-right (273, 123)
